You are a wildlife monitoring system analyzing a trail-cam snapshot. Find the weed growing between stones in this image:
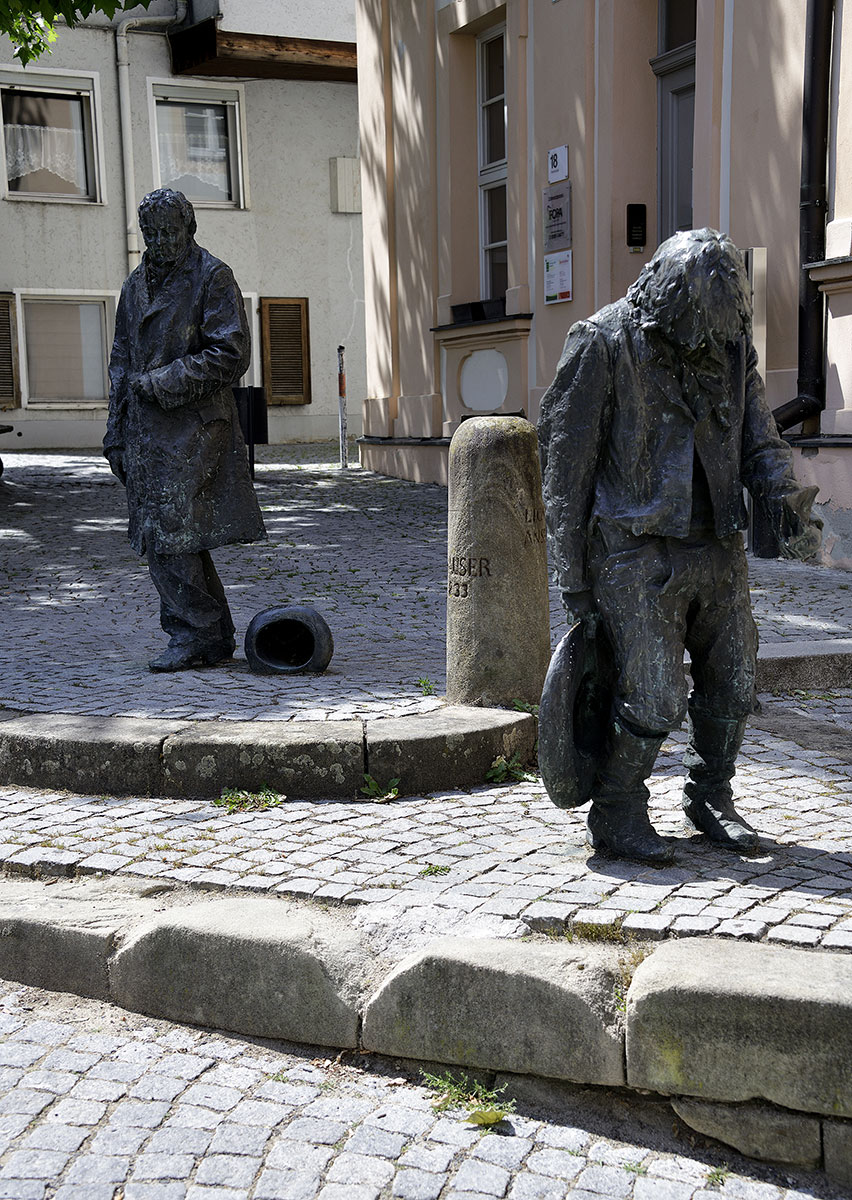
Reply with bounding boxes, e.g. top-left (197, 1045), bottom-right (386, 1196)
top-left (360, 774), bottom-right (401, 802)
top-left (623, 1161), bottom-right (648, 1175)
top-left (421, 1069), bottom-right (517, 1125)
top-left (417, 676), bottom-right (436, 695)
top-left (485, 752), bottom-right (539, 784)
top-left (614, 943), bottom-right (652, 1013)
top-left (705, 1164), bottom-right (731, 1188)
top-left (419, 863), bottom-right (451, 877)
top-left (553, 919), bottom-right (628, 944)
top-left (213, 786), bottom-right (284, 814)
